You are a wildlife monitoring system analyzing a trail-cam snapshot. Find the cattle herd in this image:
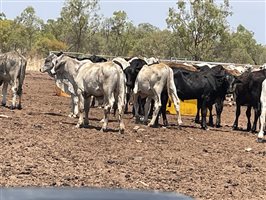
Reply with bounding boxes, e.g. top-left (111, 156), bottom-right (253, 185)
top-left (1, 51), bottom-right (266, 142)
